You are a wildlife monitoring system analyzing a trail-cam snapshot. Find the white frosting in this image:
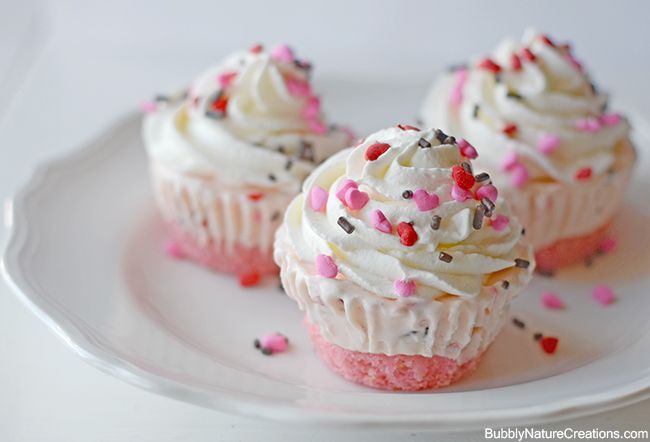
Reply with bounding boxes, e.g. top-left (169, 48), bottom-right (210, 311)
top-left (143, 46), bottom-right (351, 192)
top-left (421, 29), bottom-right (630, 184)
top-left (284, 127), bottom-right (527, 300)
